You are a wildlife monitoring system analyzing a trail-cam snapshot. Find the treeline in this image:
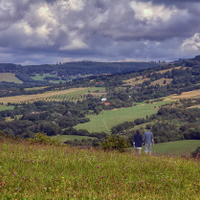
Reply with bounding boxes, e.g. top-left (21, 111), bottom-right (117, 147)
top-left (0, 61), bottom-right (160, 76)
